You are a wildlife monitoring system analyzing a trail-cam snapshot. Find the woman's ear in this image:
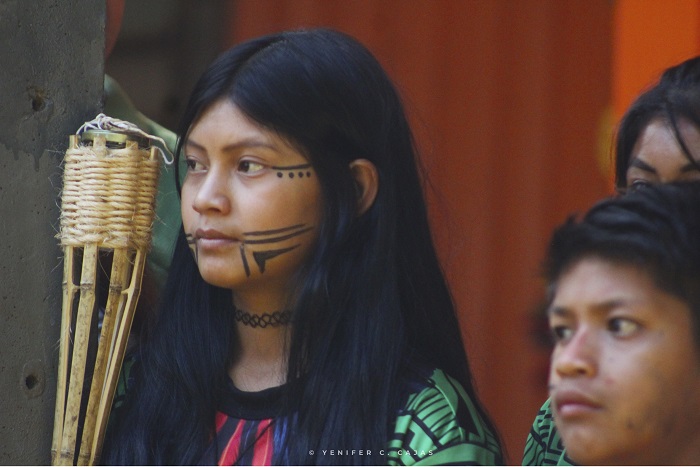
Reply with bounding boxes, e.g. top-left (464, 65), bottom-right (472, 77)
top-left (349, 159), bottom-right (379, 215)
